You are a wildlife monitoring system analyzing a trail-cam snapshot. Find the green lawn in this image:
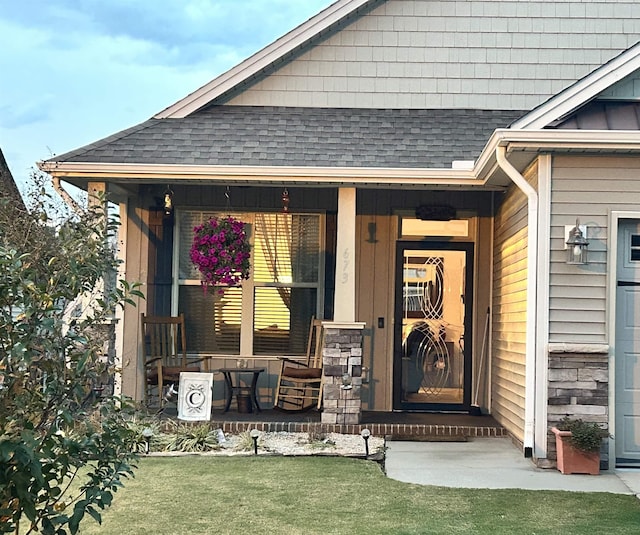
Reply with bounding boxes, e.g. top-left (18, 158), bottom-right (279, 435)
top-left (78, 456), bottom-right (640, 535)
